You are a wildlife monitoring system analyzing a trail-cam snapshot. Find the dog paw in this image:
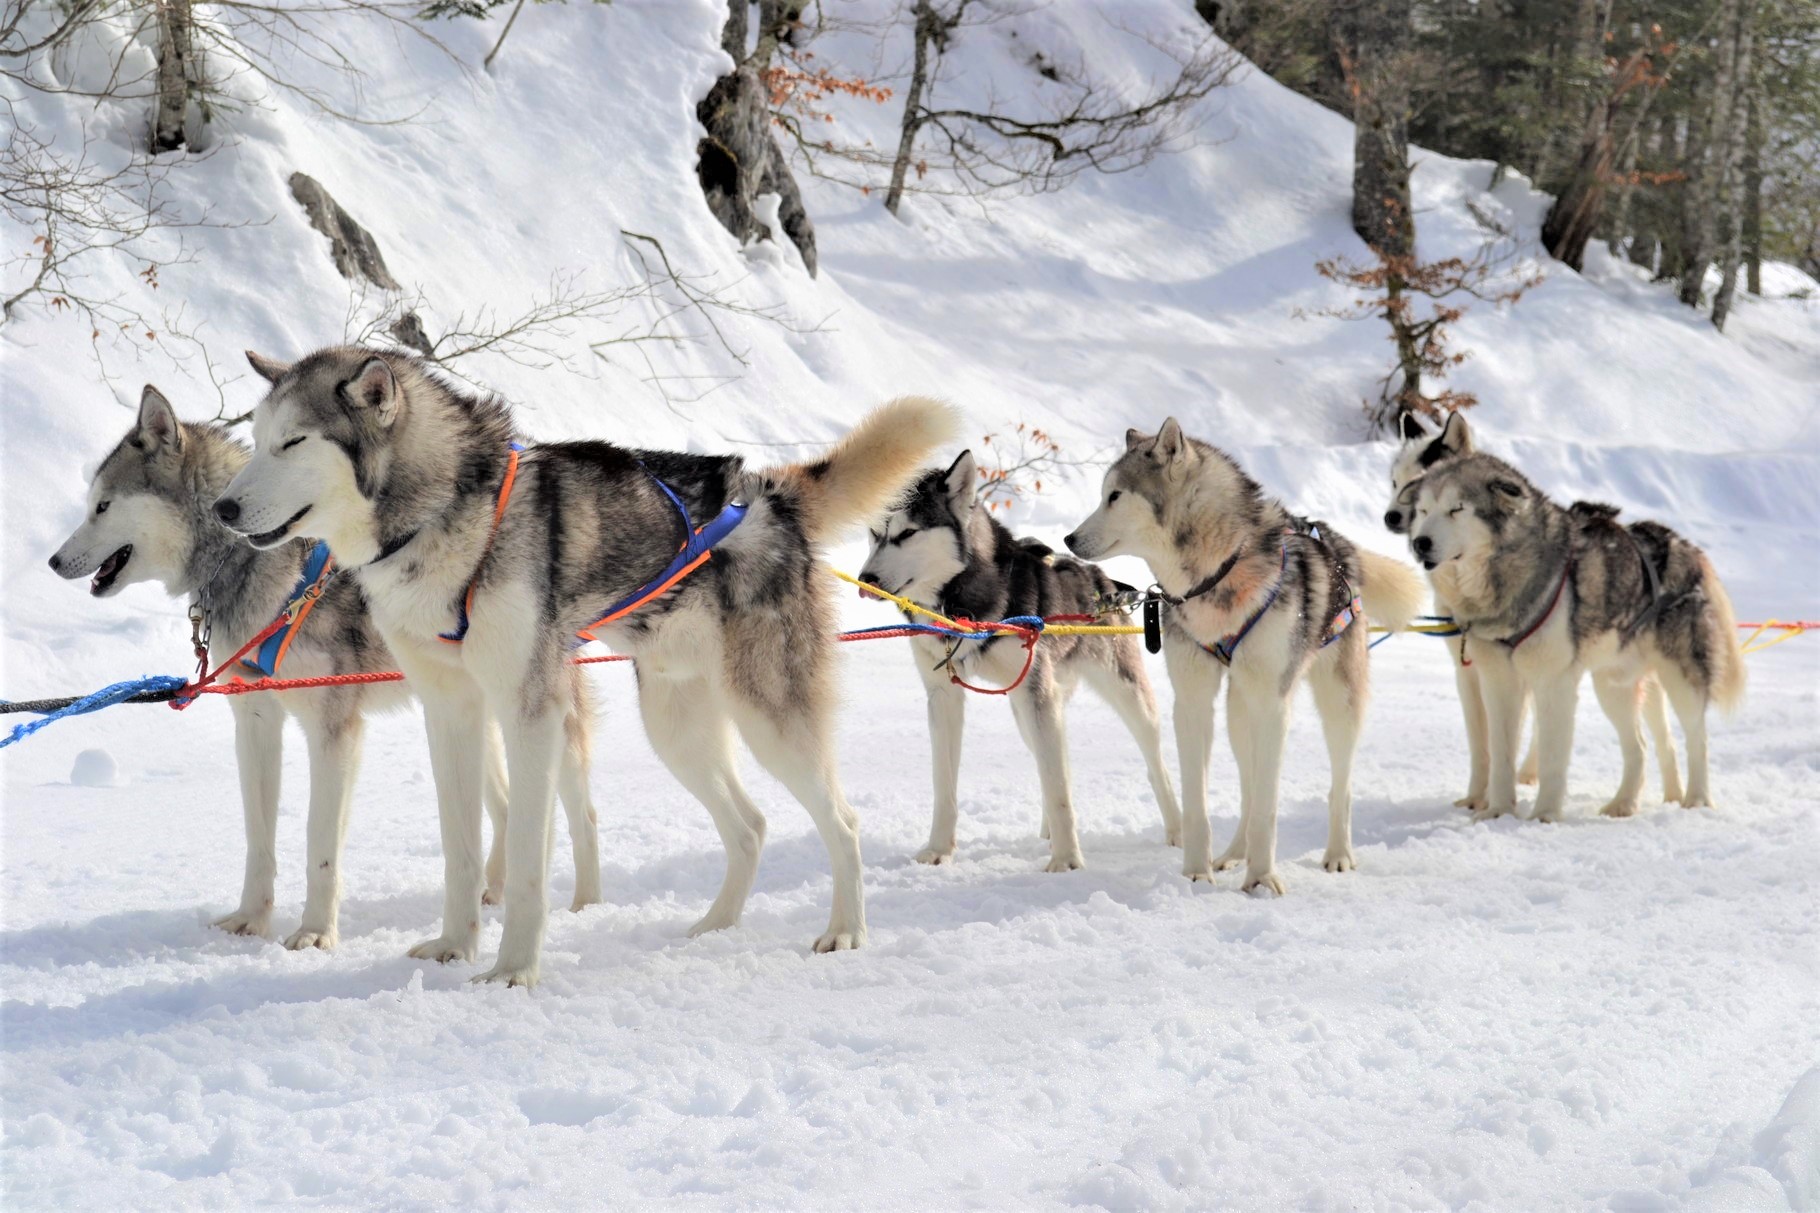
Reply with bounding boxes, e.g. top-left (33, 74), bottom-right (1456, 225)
top-left (1165, 827), bottom-right (1183, 848)
top-left (481, 886), bottom-right (504, 907)
top-left (1530, 804), bottom-right (1565, 824)
top-left (1517, 768), bottom-right (1539, 787)
top-left (913, 846), bottom-right (955, 866)
top-left (1599, 796), bottom-right (1640, 819)
top-left (1471, 803), bottom-right (1516, 823)
top-left (1454, 795), bottom-right (1486, 811)
top-left (407, 933), bottom-right (478, 964)
top-left (471, 959), bottom-right (540, 989)
top-left (1678, 789), bottom-right (1714, 809)
top-left (213, 907), bottom-right (272, 938)
top-left (687, 909), bottom-right (740, 937)
top-left (1322, 848), bottom-right (1356, 873)
top-left (811, 926), bottom-right (866, 953)
top-left (283, 925), bottom-right (338, 951)
top-left (1661, 780), bottom-right (1687, 805)
top-left (1044, 851), bottom-right (1085, 874)
top-left (1038, 819), bottom-right (1051, 841)
top-left (1212, 850), bottom-right (1246, 872)
top-left (1242, 870), bottom-right (1286, 896)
